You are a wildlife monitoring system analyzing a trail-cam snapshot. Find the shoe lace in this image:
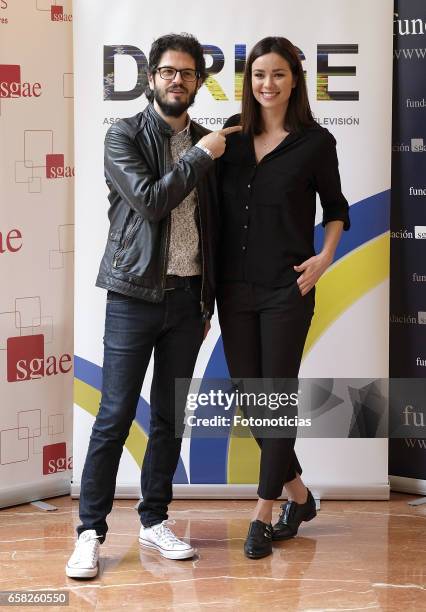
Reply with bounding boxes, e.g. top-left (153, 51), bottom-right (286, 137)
top-left (75, 534), bottom-right (101, 564)
top-left (152, 521), bottom-right (184, 547)
top-left (279, 501), bottom-right (296, 525)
